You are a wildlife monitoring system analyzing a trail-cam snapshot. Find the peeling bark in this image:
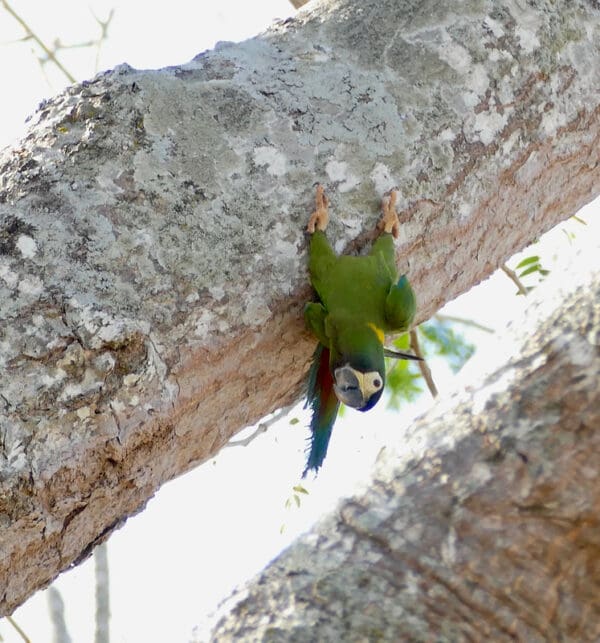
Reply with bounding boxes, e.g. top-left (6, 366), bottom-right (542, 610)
top-left (206, 262), bottom-right (600, 642)
top-left (0, 0), bottom-right (599, 615)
